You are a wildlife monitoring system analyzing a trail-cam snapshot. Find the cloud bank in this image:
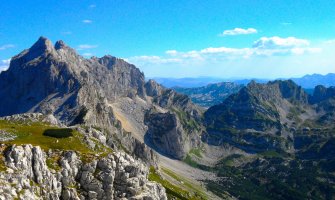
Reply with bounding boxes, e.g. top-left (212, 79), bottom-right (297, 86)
top-left (127, 36), bottom-right (321, 65)
top-left (220, 28), bottom-right (257, 36)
